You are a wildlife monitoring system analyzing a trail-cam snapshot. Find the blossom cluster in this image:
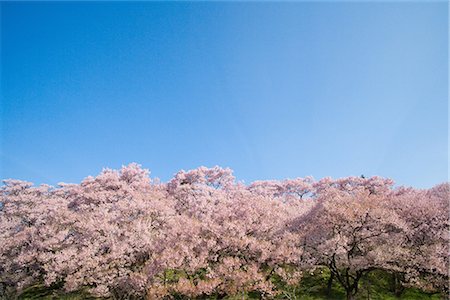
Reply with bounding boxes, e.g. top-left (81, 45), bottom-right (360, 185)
top-left (0, 164), bottom-right (448, 299)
